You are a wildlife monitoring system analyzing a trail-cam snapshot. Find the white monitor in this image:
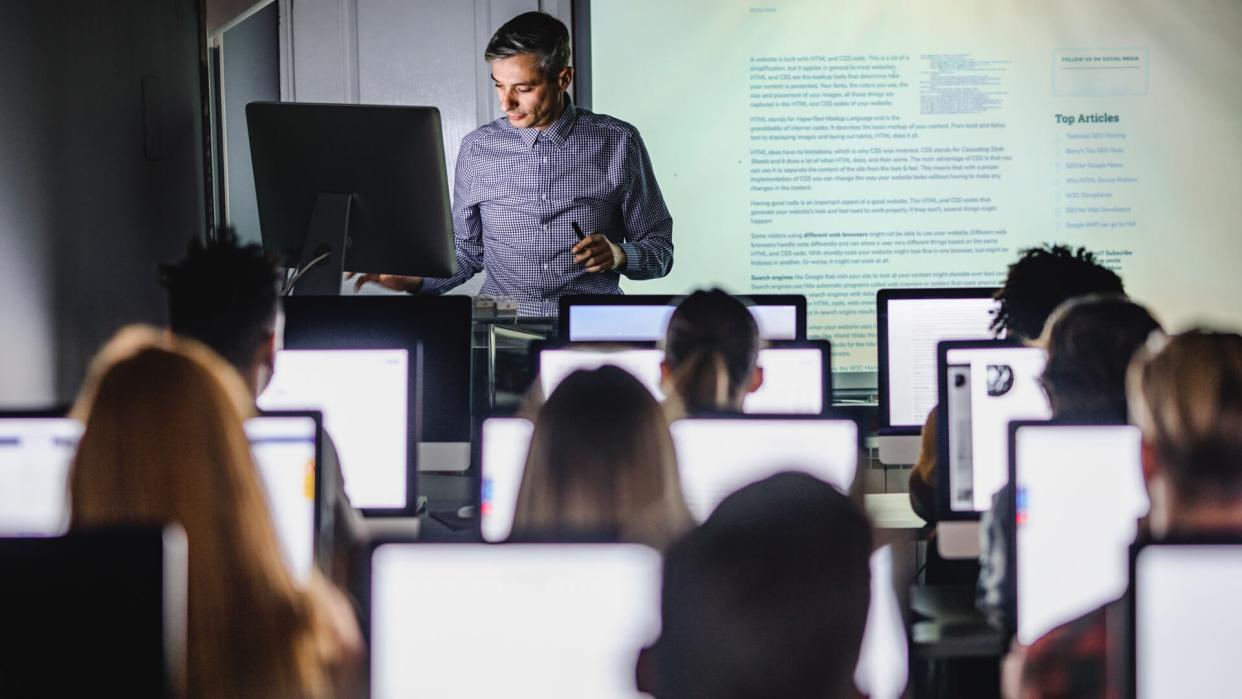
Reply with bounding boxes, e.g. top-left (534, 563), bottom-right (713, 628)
top-left (1012, 423), bottom-right (1147, 645)
top-left (565, 304), bottom-right (800, 341)
top-left (370, 543), bottom-right (662, 699)
top-left (1134, 543), bottom-right (1242, 699)
top-left (480, 417), bottom-right (534, 543)
top-left (880, 292), bottom-right (999, 432)
top-left (0, 417), bottom-right (82, 536)
top-left (670, 417), bottom-right (858, 521)
top-left (258, 349), bottom-right (409, 510)
top-left (539, 345), bottom-right (827, 414)
top-left (244, 414), bottom-right (318, 583)
top-left (939, 342), bottom-right (1050, 516)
